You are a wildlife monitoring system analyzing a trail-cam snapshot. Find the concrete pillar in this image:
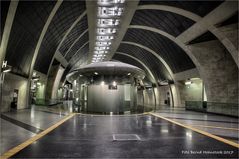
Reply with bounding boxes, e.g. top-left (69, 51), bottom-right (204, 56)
top-left (46, 64), bottom-right (62, 102)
